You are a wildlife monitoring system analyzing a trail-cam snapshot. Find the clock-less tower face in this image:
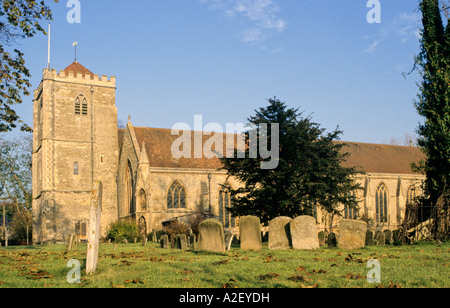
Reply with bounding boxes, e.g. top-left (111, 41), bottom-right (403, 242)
top-left (32, 62), bottom-right (118, 244)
